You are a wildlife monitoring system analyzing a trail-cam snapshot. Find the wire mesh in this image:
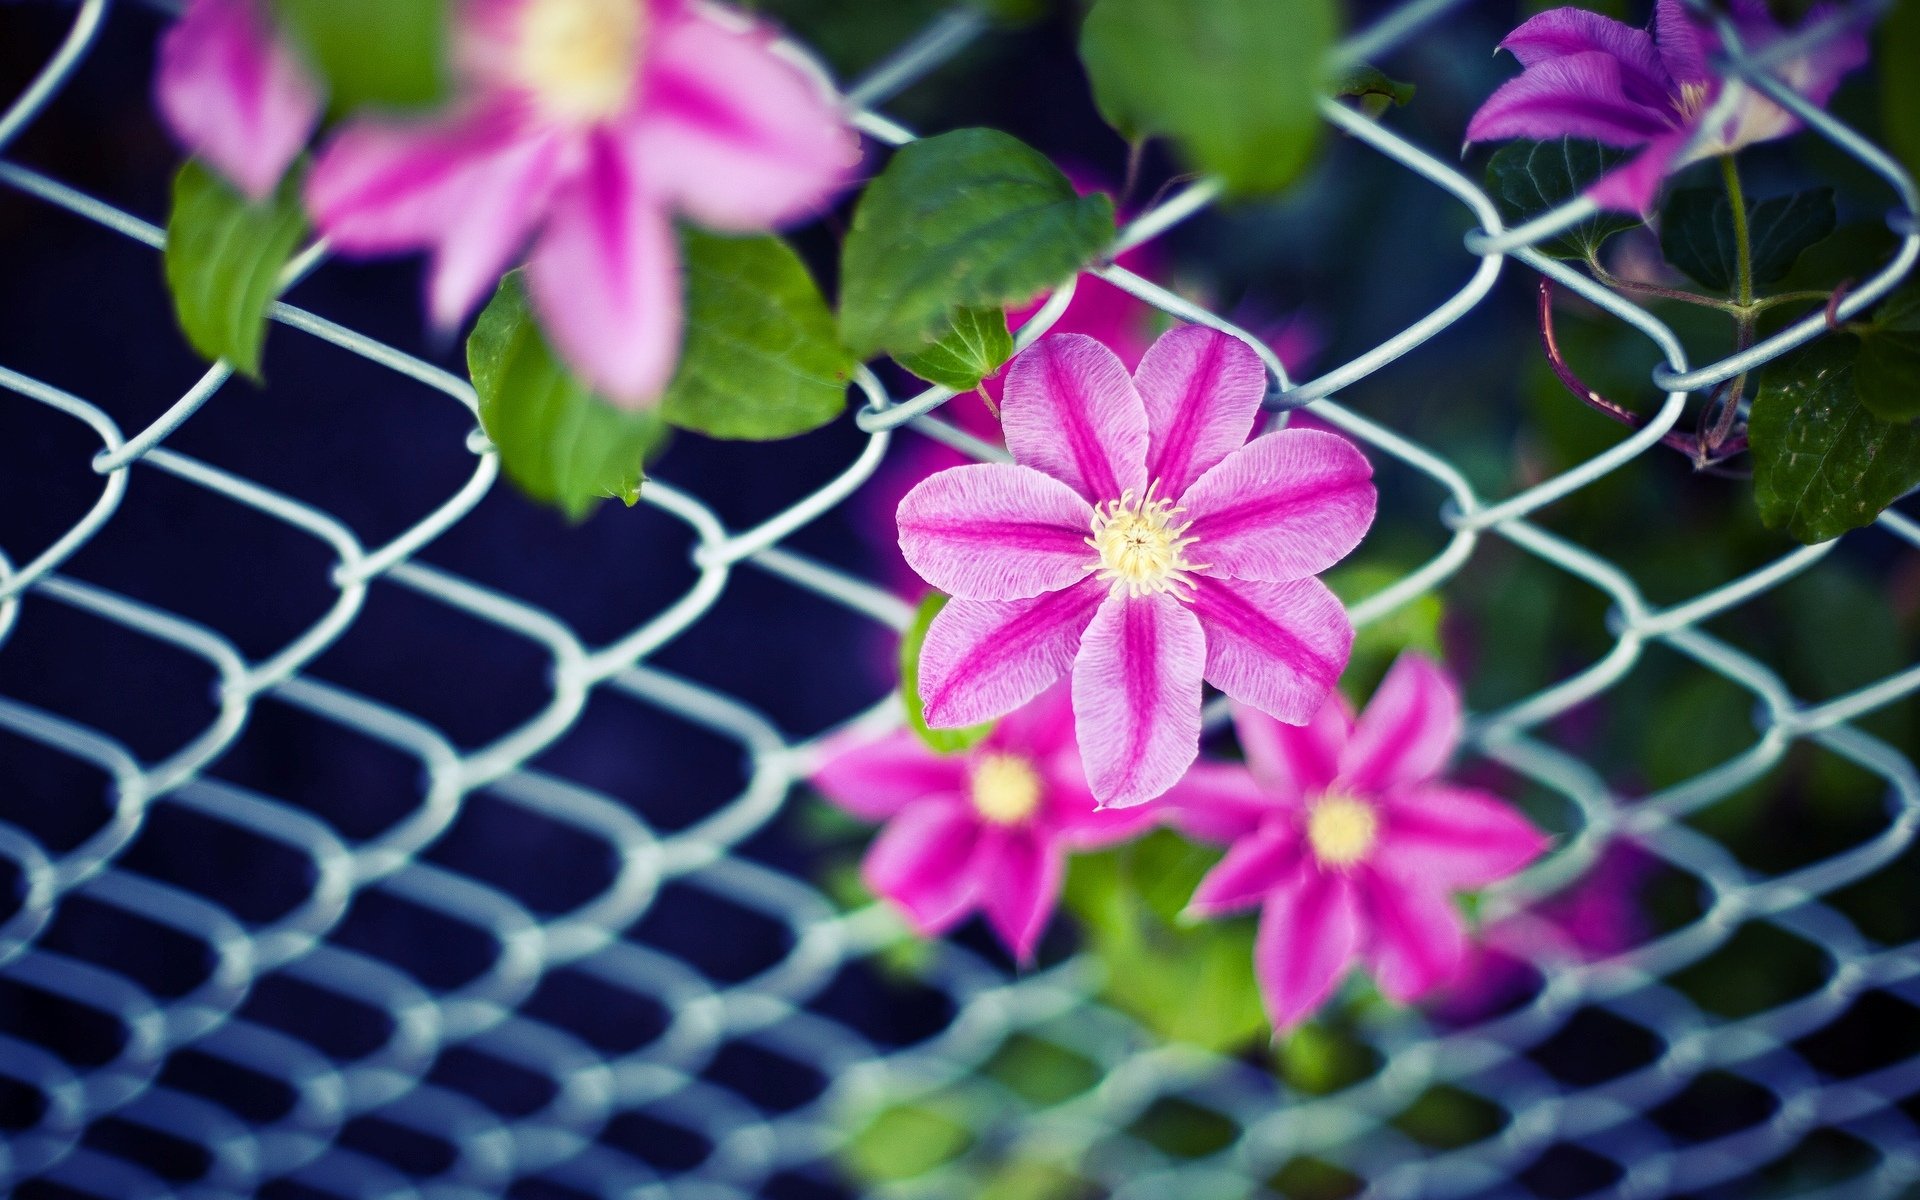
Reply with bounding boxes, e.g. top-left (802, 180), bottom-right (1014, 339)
top-left (1, 0), bottom-right (1918, 1196)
